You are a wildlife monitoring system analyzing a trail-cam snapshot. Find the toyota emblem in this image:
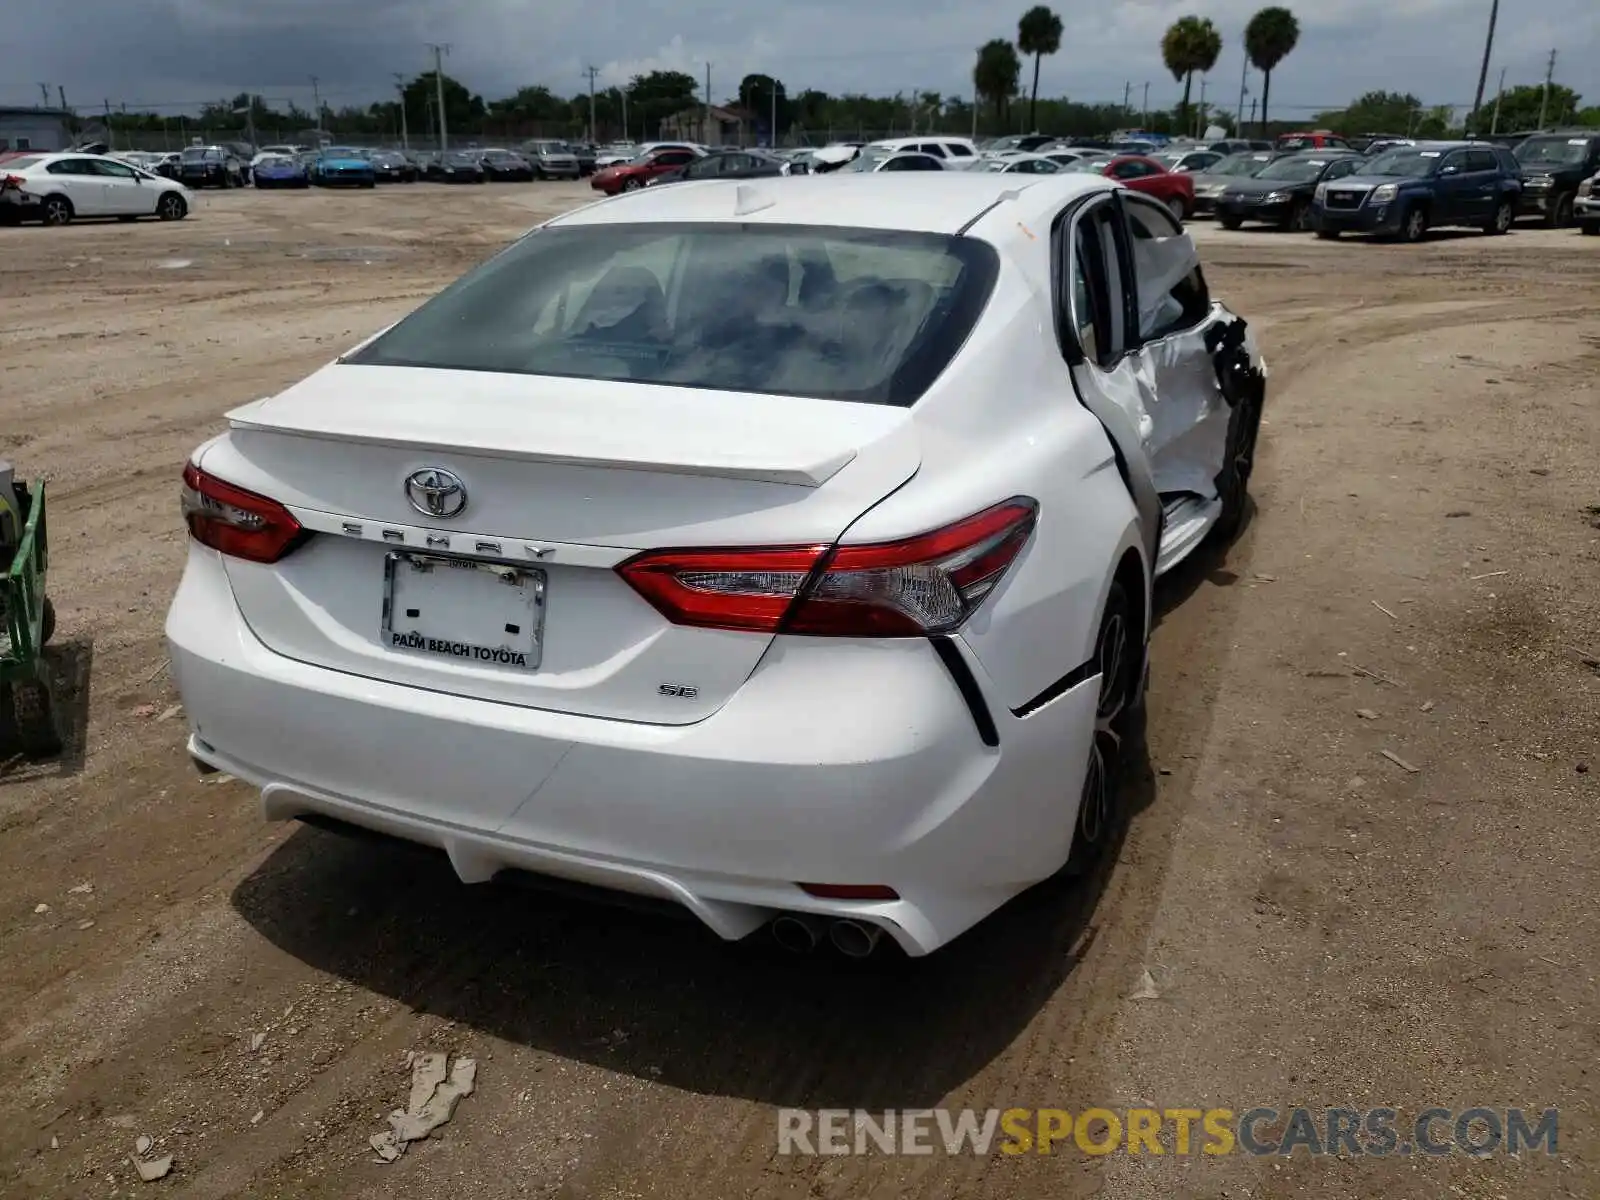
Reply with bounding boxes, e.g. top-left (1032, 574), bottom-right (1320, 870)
top-left (404, 468), bottom-right (468, 519)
